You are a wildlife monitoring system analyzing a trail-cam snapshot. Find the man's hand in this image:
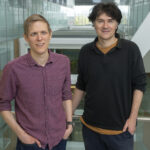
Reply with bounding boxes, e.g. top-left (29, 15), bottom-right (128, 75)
top-left (18, 132), bottom-right (41, 147)
top-left (0, 111), bottom-right (41, 148)
top-left (63, 125), bottom-right (73, 139)
top-left (123, 117), bottom-right (136, 135)
top-left (123, 90), bottom-right (143, 135)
